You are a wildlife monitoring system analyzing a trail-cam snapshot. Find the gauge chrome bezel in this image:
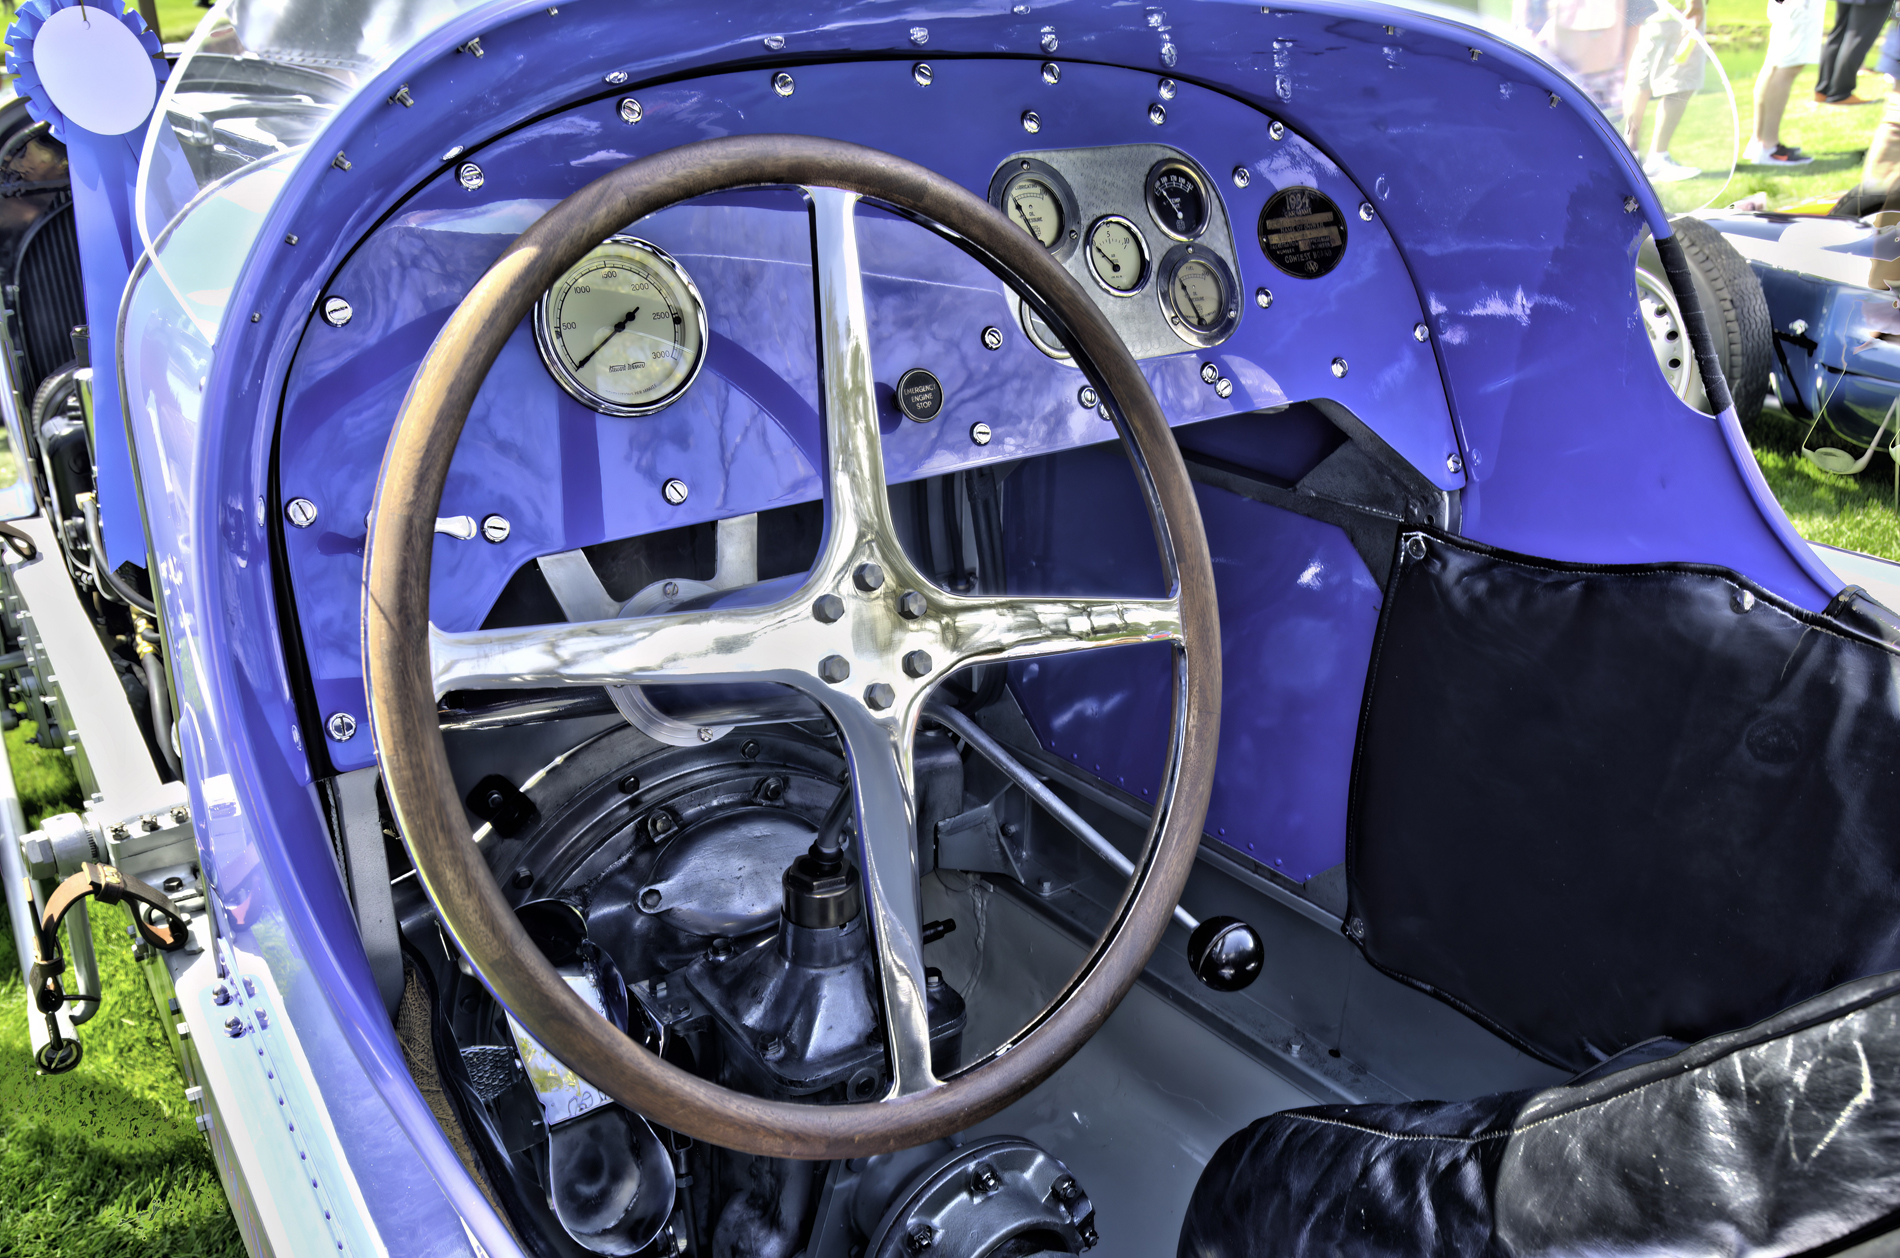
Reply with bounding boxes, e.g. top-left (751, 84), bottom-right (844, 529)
top-left (532, 234), bottom-right (710, 418)
top-left (988, 157), bottom-right (1081, 263)
top-left (1144, 157), bottom-right (1211, 243)
top-left (1084, 214), bottom-right (1152, 298)
top-left (1156, 243), bottom-right (1240, 348)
